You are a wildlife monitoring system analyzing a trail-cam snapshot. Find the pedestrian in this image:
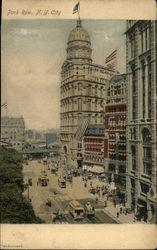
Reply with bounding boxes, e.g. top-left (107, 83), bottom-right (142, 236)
top-left (113, 199), bottom-right (116, 208)
top-left (104, 200), bottom-right (107, 207)
top-left (116, 212), bottom-right (119, 218)
top-left (95, 197), bottom-right (98, 204)
top-left (90, 181), bottom-right (92, 187)
top-left (125, 208), bottom-right (128, 215)
top-left (120, 206), bottom-right (123, 214)
top-left (98, 190), bottom-right (101, 198)
top-left (123, 207), bottom-right (126, 214)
